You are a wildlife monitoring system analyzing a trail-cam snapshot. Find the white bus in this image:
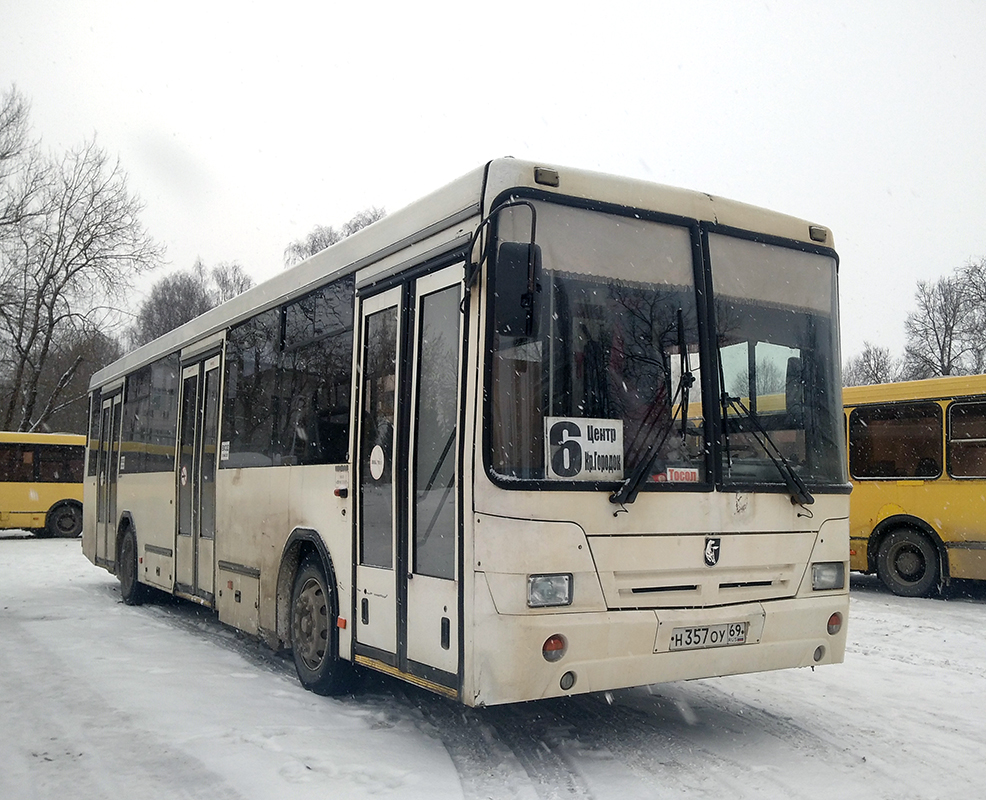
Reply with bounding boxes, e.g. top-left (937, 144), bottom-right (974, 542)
top-left (83, 159), bottom-right (849, 706)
